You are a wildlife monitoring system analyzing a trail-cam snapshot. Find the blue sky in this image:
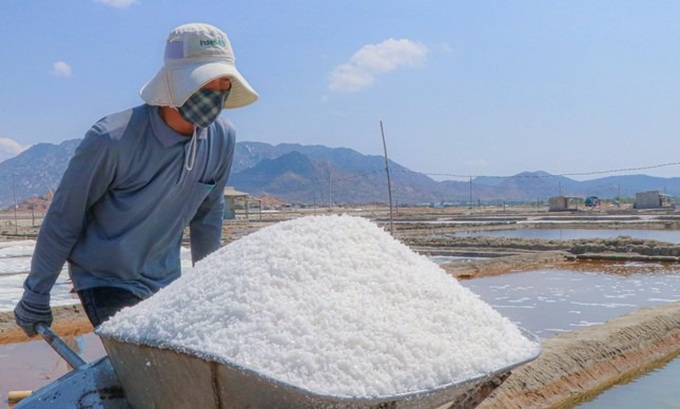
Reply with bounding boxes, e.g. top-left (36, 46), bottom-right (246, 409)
top-left (2, 1), bottom-right (680, 181)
